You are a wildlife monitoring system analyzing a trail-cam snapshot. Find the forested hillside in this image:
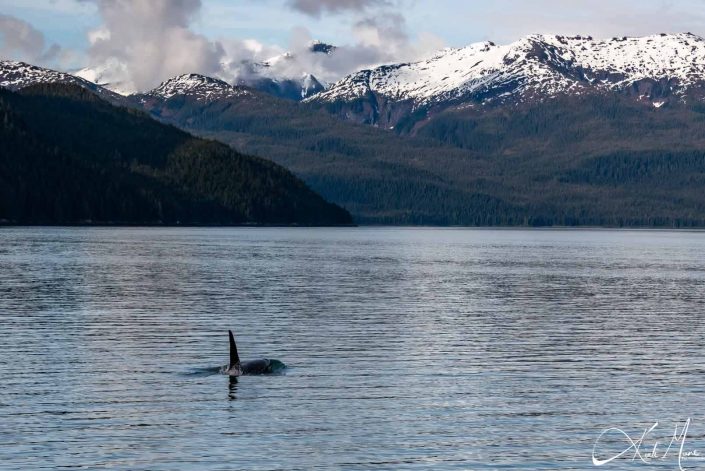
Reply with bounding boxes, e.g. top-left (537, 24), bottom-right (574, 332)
top-left (408, 95), bottom-right (705, 225)
top-left (0, 84), bottom-right (351, 226)
top-left (140, 88), bottom-right (705, 226)
top-left (137, 88), bottom-right (494, 224)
